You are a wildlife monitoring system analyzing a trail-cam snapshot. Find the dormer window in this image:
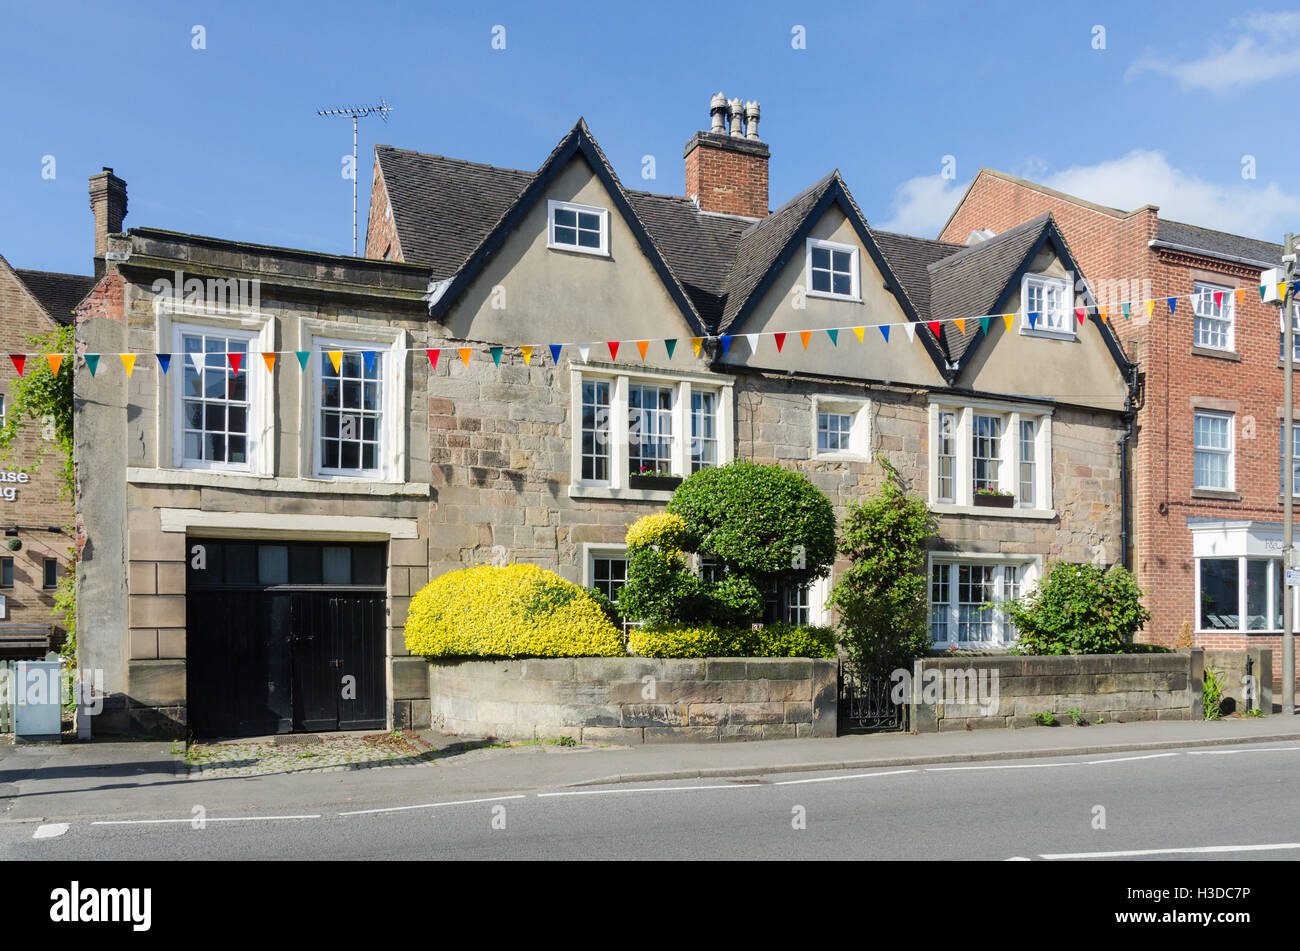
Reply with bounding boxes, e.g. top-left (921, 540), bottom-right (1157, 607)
top-left (1020, 273), bottom-right (1072, 337)
top-left (548, 200), bottom-right (609, 256)
top-left (806, 238), bottom-right (859, 300)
